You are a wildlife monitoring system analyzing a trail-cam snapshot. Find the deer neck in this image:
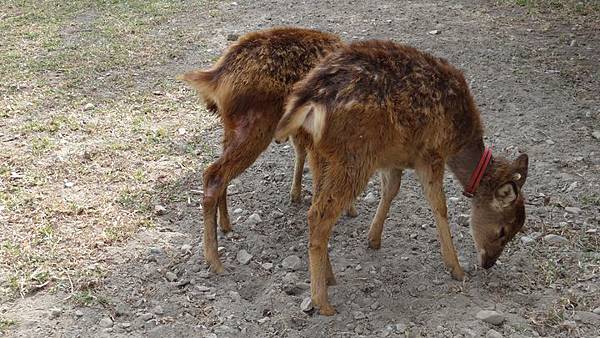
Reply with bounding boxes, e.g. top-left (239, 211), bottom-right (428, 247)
top-left (447, 137), bottom-right (486, 189)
